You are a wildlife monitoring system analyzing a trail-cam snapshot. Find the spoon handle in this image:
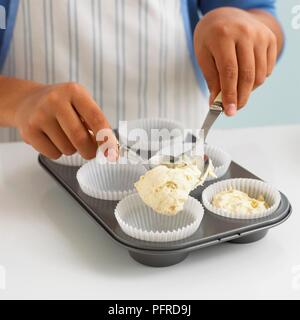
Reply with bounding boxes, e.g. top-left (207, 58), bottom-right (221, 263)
top-left (202, 92), bottom-right (223, 141)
